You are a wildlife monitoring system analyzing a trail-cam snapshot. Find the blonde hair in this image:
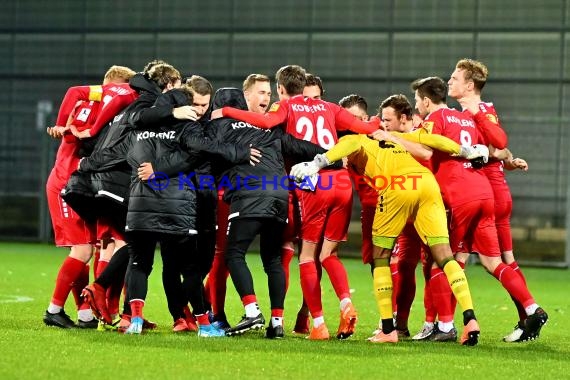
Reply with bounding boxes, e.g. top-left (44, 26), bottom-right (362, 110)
top-left (103, 65), bottom-right (136, 84)
top-left (455, 58), bottom-right (489, 92)
top-left (243, 74), bottom-right (270, 92)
